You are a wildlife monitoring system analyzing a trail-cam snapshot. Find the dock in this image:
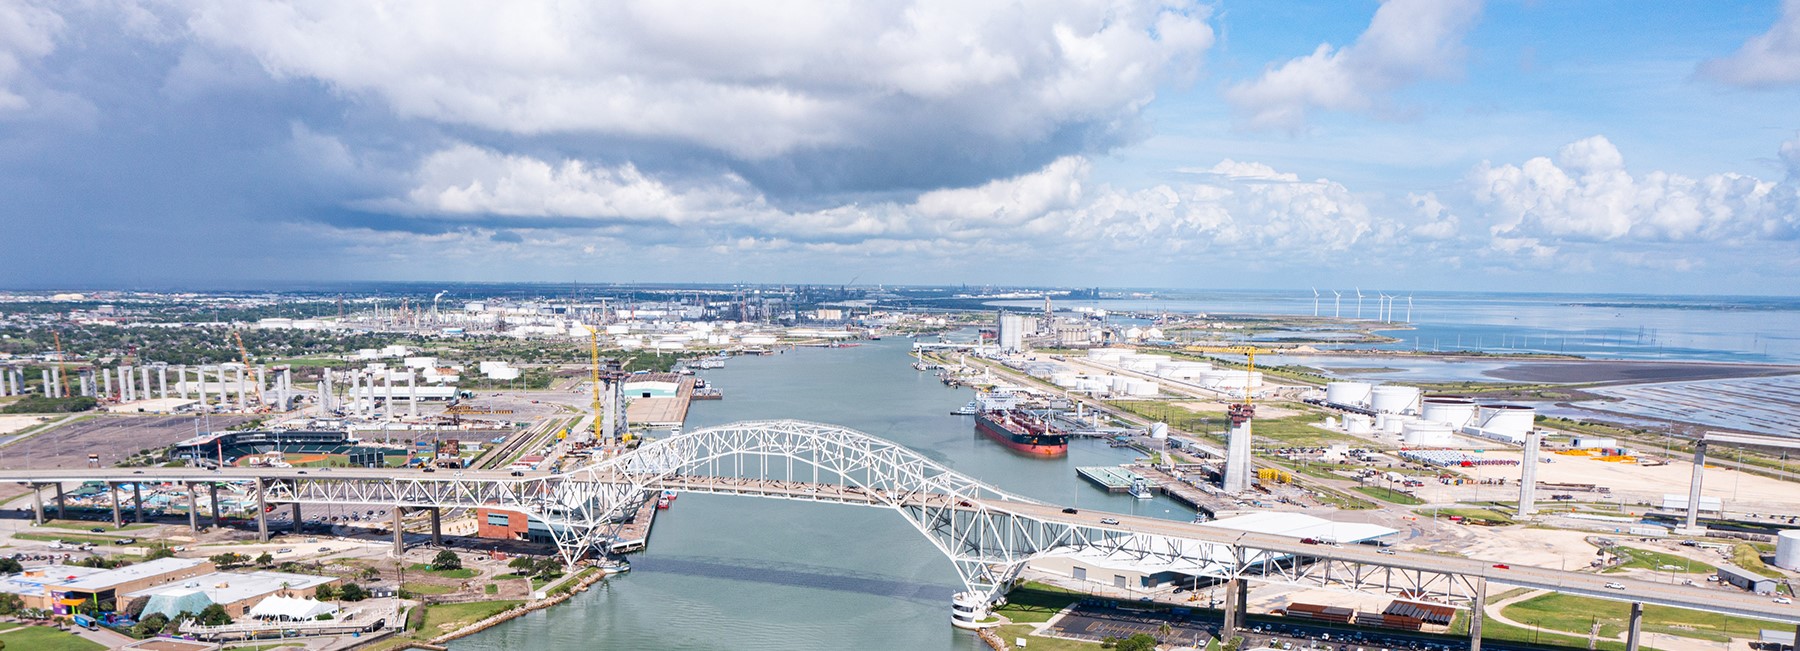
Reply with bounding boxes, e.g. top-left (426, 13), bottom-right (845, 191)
top-left (607, 494), bottom-right (661, 553)
top-left (1076, 466), bottom-right (1147, 493)
top-left (1136, 464), bottom-right (1261, 520)
top-left (626, 375), bottom-right (697, 428)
